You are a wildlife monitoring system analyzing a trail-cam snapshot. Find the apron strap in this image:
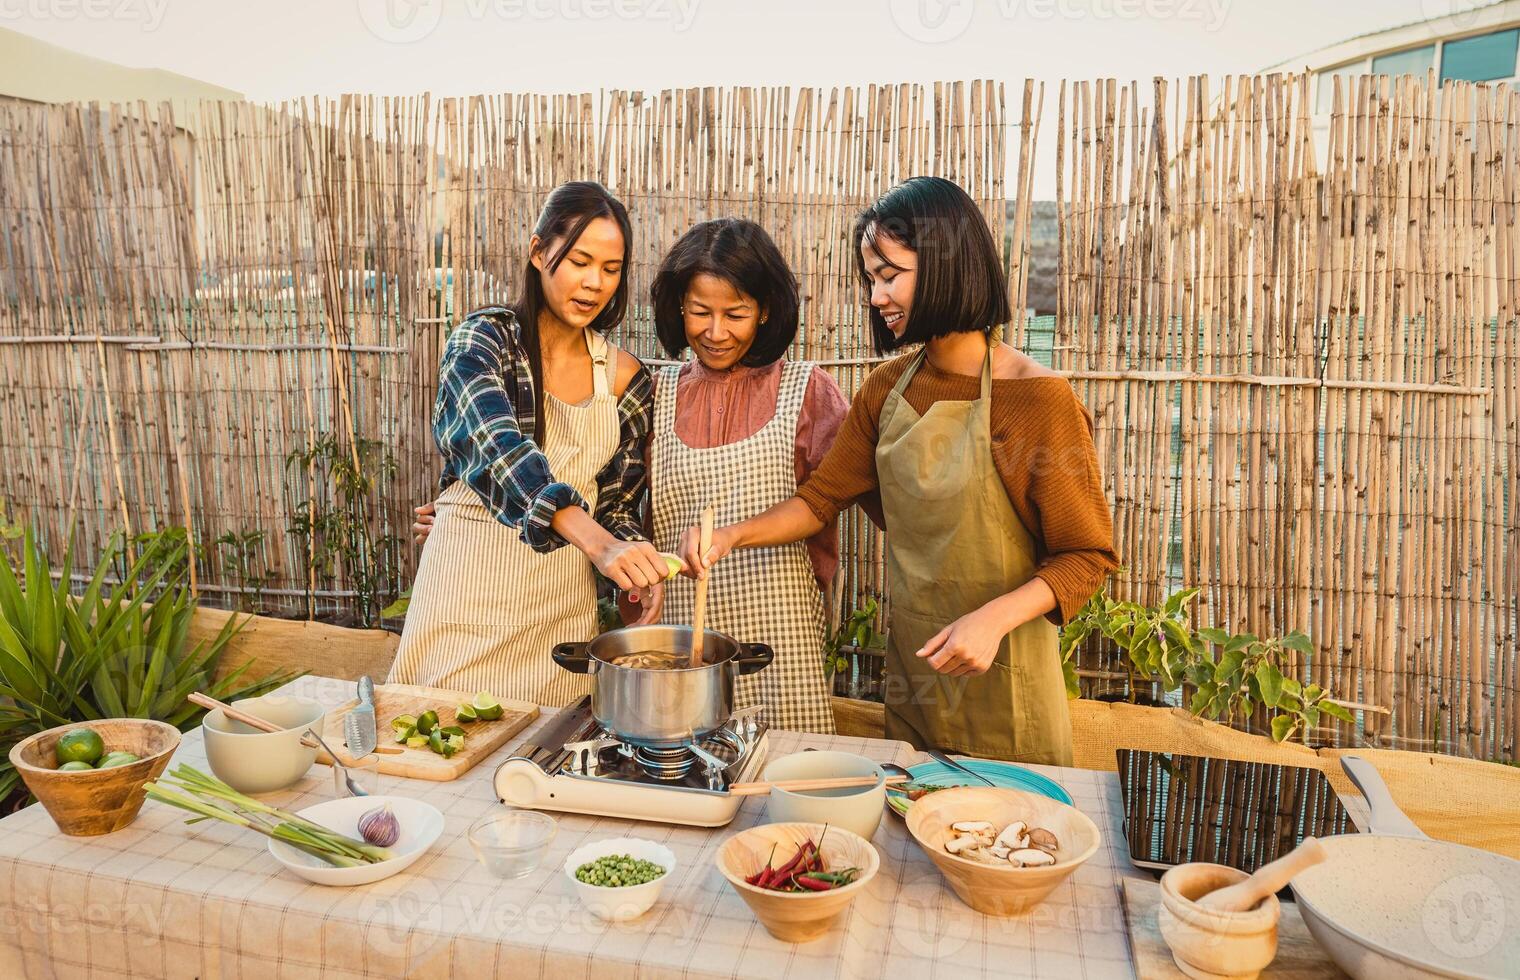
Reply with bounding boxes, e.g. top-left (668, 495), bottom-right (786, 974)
top-left (889, 348), bottom-right (929, 397)
top-left (589, 331), bottom-right (612, 398)
top-left (889, 335), bottom-right (996, 399)
top-left (979, 332), bottom-right (994, 400)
